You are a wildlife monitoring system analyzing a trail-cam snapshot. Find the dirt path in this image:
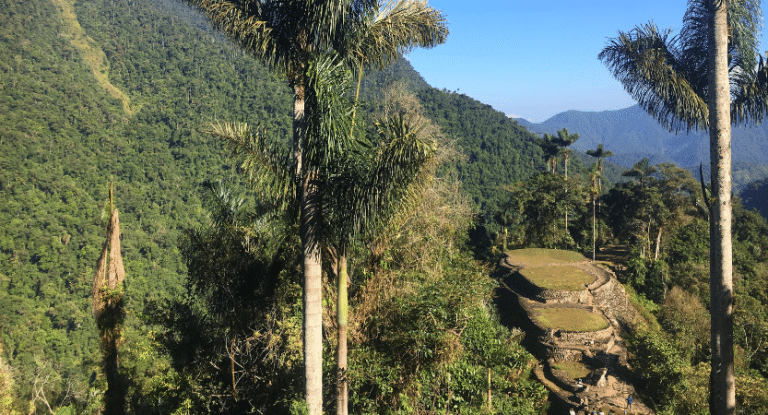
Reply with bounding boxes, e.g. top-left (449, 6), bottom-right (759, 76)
top-left (50, 0), bottom-right (136, 115)
top-left (494, 248), bottom-right (654, 415)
